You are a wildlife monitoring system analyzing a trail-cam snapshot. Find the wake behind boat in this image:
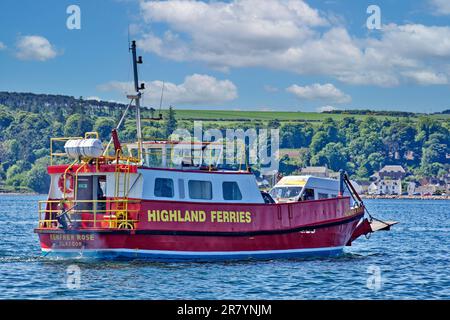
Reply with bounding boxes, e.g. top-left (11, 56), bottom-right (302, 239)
top-left (34, 41), bottom-right (396, 261)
